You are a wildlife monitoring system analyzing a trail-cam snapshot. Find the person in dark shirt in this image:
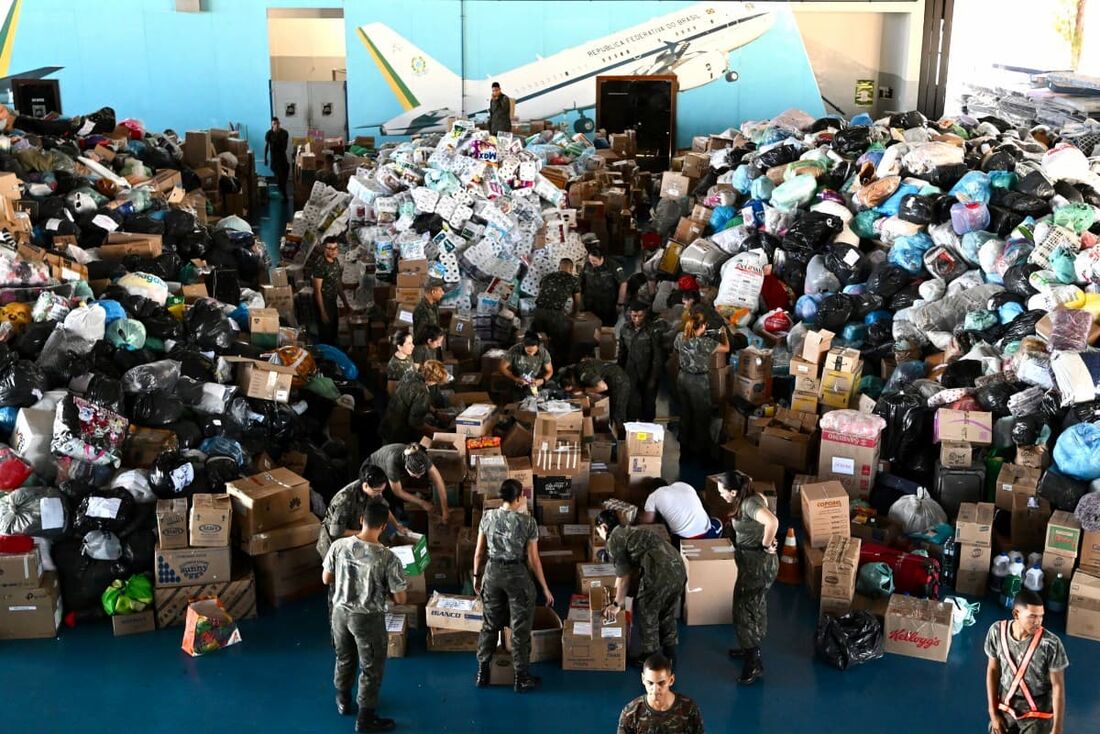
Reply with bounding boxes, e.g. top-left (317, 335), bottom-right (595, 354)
top-left (532, 258), bottom-right (581, 365)
top-left (309, 236), bottom-right (349, 346)
top-left (617, 653), bottom-right (704, 734)
top-left (264, 116), bottom-right (291, 204)
top-left (488, 82), bottom-right (512, 136)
